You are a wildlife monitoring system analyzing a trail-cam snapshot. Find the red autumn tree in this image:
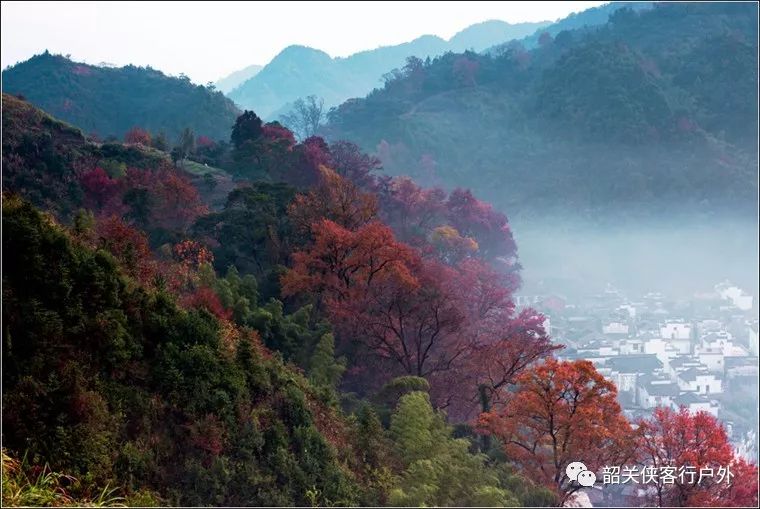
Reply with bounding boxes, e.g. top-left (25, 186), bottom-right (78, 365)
top-left (377, 176), bottom-right (447, 248)
top-left (283, 219), bottom-right (474, 379)
top-left (122, 167), bottom-right (207, 231)
top-left (445, 188), bottom-right (518, 265)
top-left (79, 167), bottom-right (122, 210)
top-left (288, 165), bottom-right (378, 236)
top-left (328, 140), bottom-right (382, 191)
top-left (95, 215), bottom-right (156, 284)
top-left (181, 287), bottom-right (232, 321)
top-left (261, 123), bottom-right (296, 144)
top-left (282, 218), bottom-right (417, 303)
top-left (340, 256), bottom-right (469, 379)
top-left (471, 308), bottom-right (561, 412)
top-left (195, 135), bottom-right (215, 150)
top-left (453, 56), bottom-right (479, 86)
top-left (124, 127), bottom-right (152, 146)
top-left (478, 358), bottom-right (639, 505)
top-left (152, 169), bottom-right (208, 230)
top-left (638, 406), bottom-right (759, 507)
